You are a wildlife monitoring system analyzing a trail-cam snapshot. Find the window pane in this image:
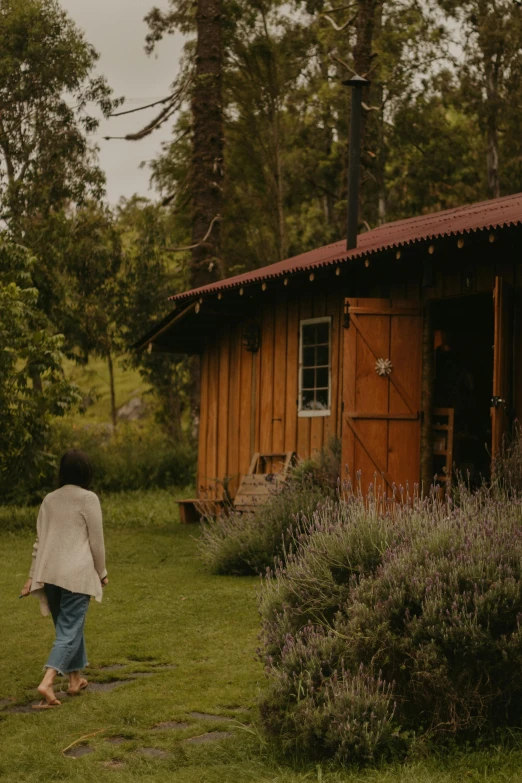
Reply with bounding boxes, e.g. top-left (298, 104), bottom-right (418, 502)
top-left (303, 346), bottom-right (315, 367)
top-left (316, 323), bottom-right (329, 344)
top-left (302, 369), bottom-right (315, 389)
top-left (301, 389), bottom-right (315, 410)
top-left (316, 388), bottom-right (329, 408)
top-left (316, 367), bottom-right (329, 388)
top-left (302, 325), bottom-right (316, 345)
top-left (316, 345), bottom-right (329, 366)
